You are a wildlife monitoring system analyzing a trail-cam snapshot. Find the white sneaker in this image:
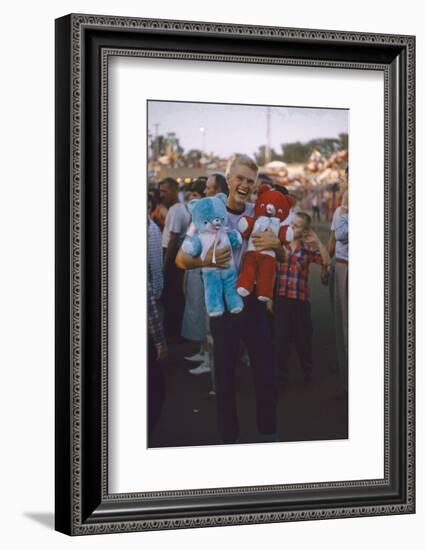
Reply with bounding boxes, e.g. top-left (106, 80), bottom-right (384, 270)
top-left (184, 352), bottom-right (207, 363)
top-left (189, 362), bottom-right (212, 375)
top-left (242, 352), bottom-right (250, 368)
